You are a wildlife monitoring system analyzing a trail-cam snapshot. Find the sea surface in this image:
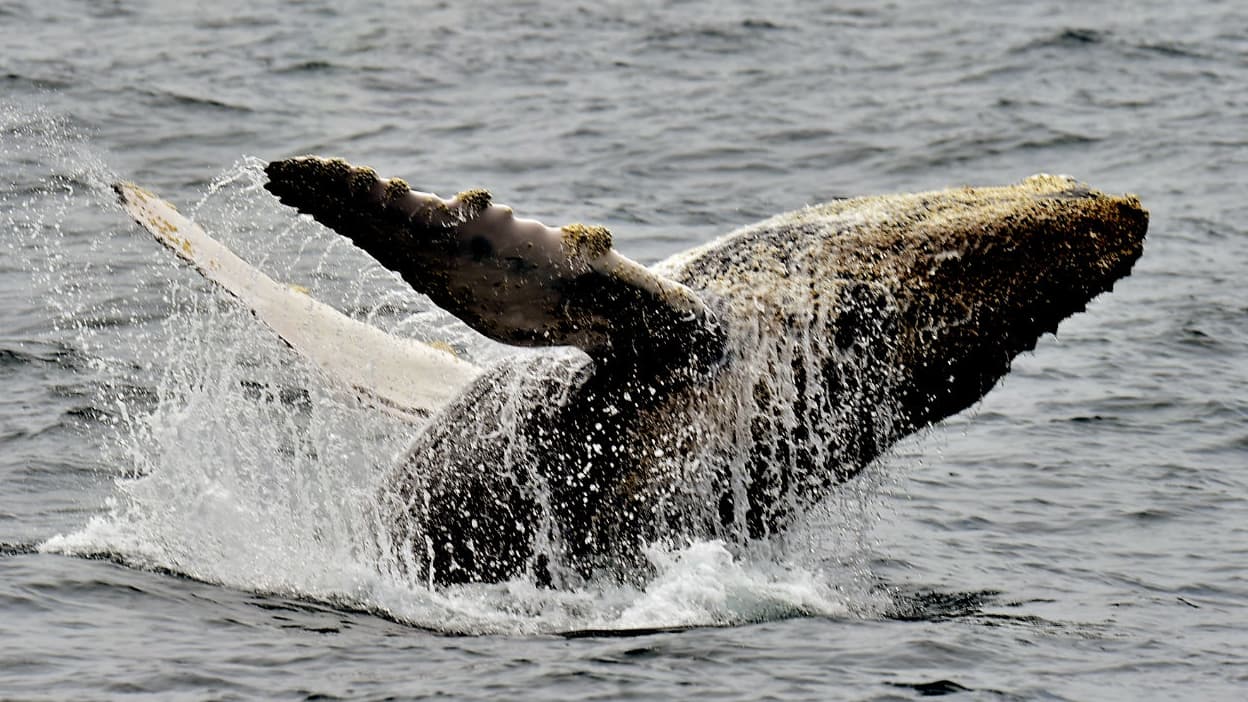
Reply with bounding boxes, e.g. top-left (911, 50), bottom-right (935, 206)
top-left (2, 0), bottom-right (1246, 699)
